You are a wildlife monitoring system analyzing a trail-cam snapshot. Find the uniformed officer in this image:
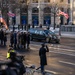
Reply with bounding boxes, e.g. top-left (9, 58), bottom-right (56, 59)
top-left (7, 47), bottom-right (16, 59)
